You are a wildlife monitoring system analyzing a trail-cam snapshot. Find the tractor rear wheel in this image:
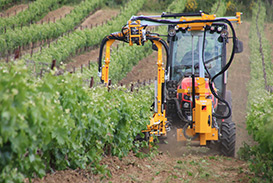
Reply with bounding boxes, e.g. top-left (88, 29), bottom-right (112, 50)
top-left (219, 90), bottom-right (236, 157)
top-left (220, 121), bottom-right (236, 157)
